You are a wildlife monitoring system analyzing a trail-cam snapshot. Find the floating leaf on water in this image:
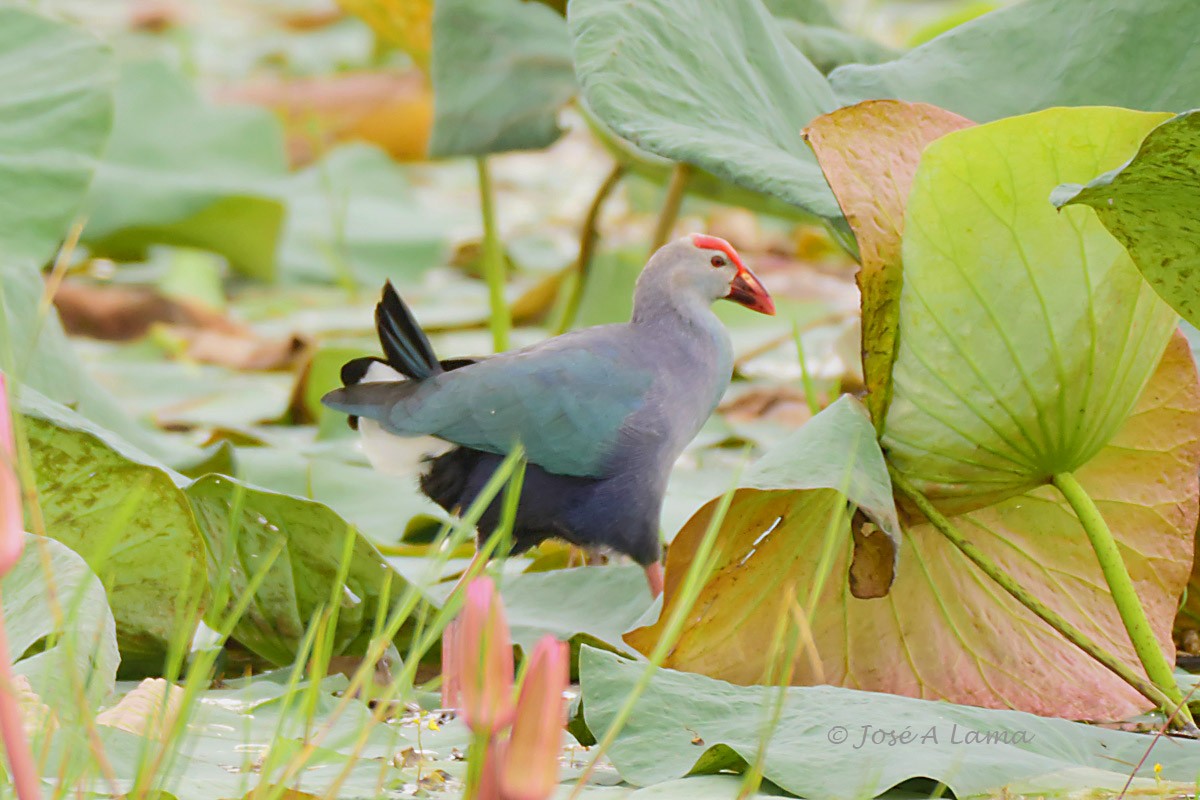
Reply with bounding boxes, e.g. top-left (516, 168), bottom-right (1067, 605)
top-left (578, 646), bottom-right (1200, 798)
